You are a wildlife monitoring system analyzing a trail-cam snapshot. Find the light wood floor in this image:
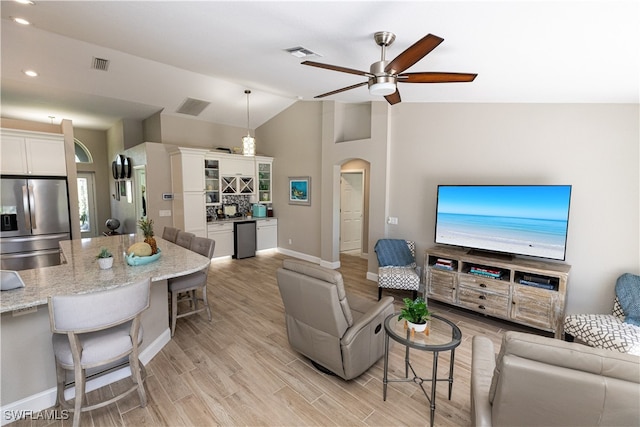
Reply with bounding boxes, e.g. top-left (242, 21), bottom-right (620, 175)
top-left (12, 251), bottom-right (538, 427)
